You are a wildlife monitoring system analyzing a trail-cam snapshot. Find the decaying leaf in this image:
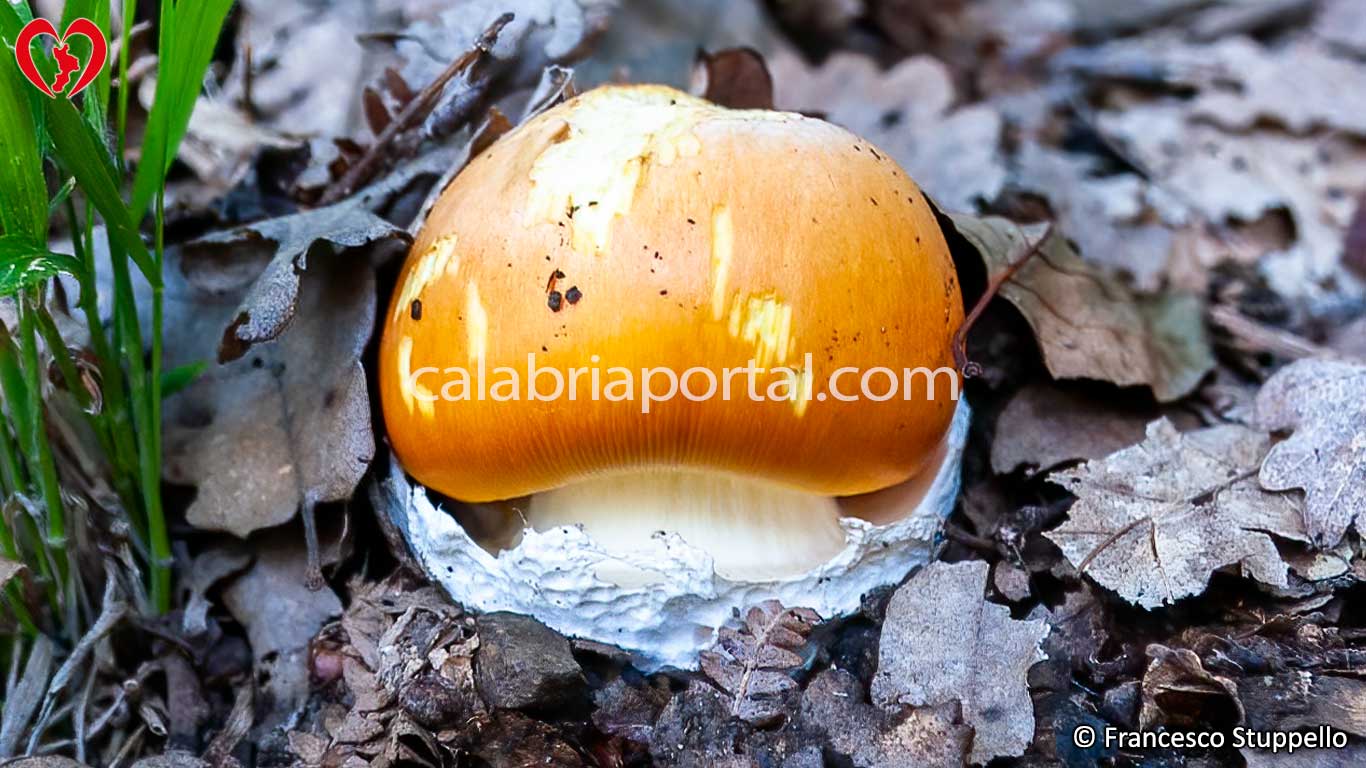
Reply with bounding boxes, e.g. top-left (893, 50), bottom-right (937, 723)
top-left (801, 669), bottom-right (970, 768)
top-left (990, 383), bottom-right (1158, 476)
top-left (395, 0), bottom-right (615, 88)
top-left (949, 215), bottom-right (1216, 402)
top-left (191, 202), bottom-right (407, 363)
top-left (592, 678), bottom-right (669, 744)
top-left (222, 532), bottom-right (342, 730)
top-left (574, 0), bottom-right (791, 89)
top-left (1244, 743), bottom-right (1366, 768)
top-left (1097, 102), bottom-right (1366, 303)
top-left (289, 576), bottom-right (493, 768)
top-left (699, 600), bottom-right (820, 725)
top-left (771, 50), bottom-right (1004, 212)
top-left (161, 146), bottom-right (468, 539)
top-left (1047, 419), bottom-right (1307, 608)
top-left (180, 544), bottom-right (253, 637)
top-left (163, 255), bottom-right (375, 538)
top-left (1242, 672), bottom-right (1366, 738)
top-left (227, 0), bottom-right (377, 137)
top-left (1317, 0), bottom-right (1366, 56)
top-left (1010, 143), bottom-right (1174, 291)
top-left (870, 560), bottom-right (1048, 764)
top-left (1256, 358), bottom-right (1366, 547)
top-left (1075, 35), bottom-right (1366, 137)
